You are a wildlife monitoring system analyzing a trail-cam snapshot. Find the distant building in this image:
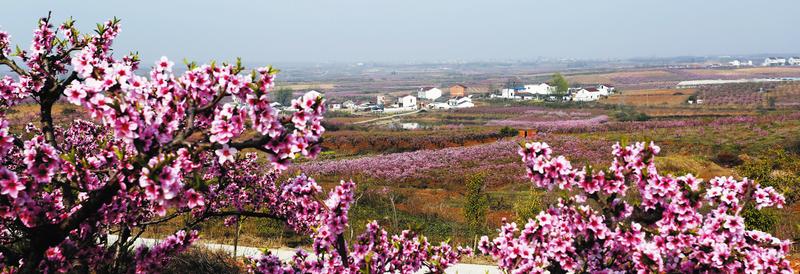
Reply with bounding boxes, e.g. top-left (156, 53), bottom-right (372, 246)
top-left (450, 84), bottom-right (467, 97)
top-left (572, 88), bottom-right (602, 101)
top-left (399, 95), bottom-right (418, 109)
top-left (597, 84), bottom-right (615, 96)
top-left (447, 96), bottom-right (475, 109)
top-left (417, 87), bottom-right (442, 101)
top-left (342, 100), bottom-right (356, 109)
top-left (763, 57), bottom-right (787, 66)
top-left (728, 60), bottom-right (753, 67)
top-left (329, 101), bottom-right (342, 110)
top-left (522, 83), bottom-right (556, 95)
top-left (494, 87), bottom-right (525, 99)
top-left (789, 57), bottom-right (800, 66)
top-left (376, 95), bottom-right (387, 106)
